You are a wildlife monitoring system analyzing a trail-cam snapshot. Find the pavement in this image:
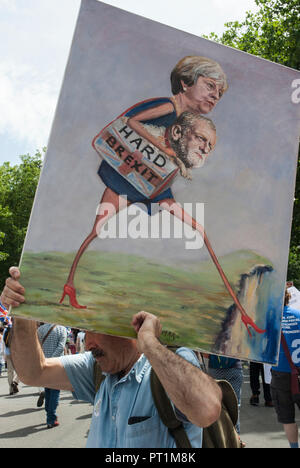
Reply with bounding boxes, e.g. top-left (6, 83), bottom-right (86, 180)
top-left (0, 365), bottom-right (299, 448)
top-left (239, 366), bottom-right (300, 449)
top-left (0, 370), bottom-right (91, 448)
